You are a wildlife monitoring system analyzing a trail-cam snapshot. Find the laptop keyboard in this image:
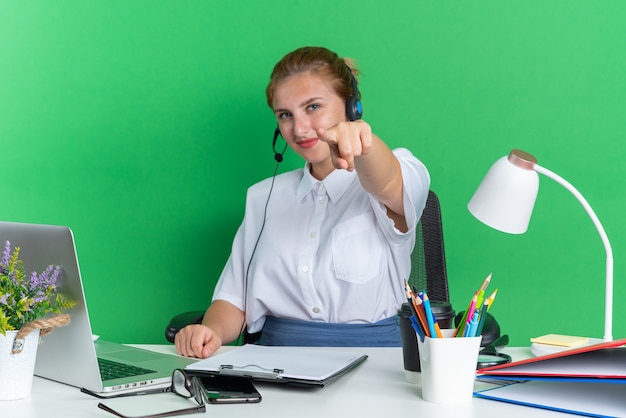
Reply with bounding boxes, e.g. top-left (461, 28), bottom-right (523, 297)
top-left (98, 358), bottom-right (157, 381)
